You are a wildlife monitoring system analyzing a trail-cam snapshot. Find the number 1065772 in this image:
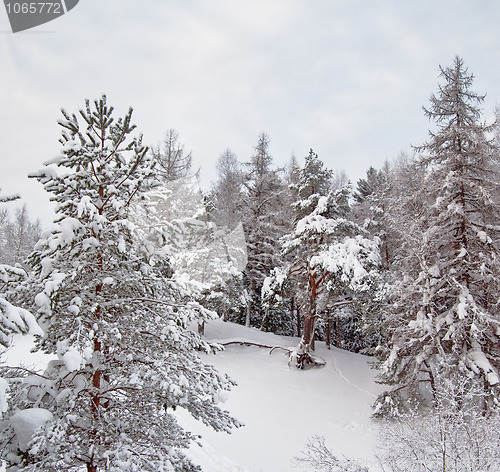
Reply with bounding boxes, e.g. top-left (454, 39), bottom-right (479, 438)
top-left (5, 2), bottom-right (62, 14)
